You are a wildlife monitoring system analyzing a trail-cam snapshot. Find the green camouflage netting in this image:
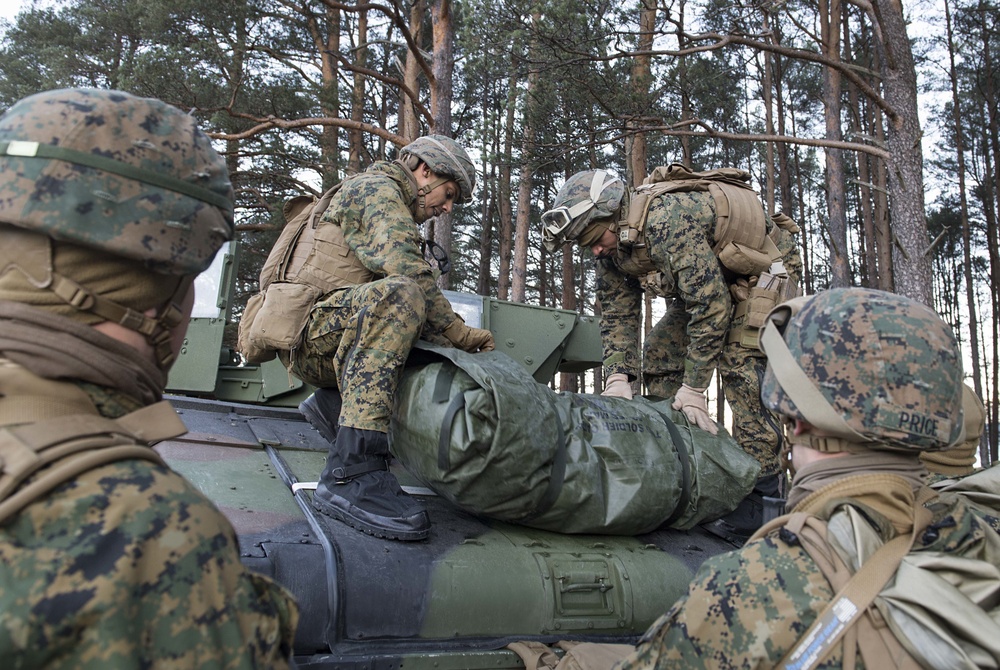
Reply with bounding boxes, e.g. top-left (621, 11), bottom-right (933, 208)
top-left (389, 344), bottom-right (760, 535)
